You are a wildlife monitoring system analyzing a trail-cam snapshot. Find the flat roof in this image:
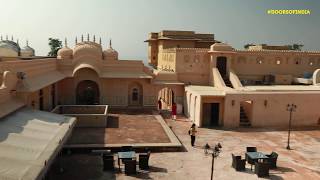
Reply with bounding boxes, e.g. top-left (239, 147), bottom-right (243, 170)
top-left (241, 85), bottom-right (320, 92)
top-left (102, 71), bottom-right (153, 79)
top-left (152, 80), bottom-right (185, 85)
top-left (0, 108), bottom-right (76, 180)
top-left (185, 85), bottom-right (228, 96)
